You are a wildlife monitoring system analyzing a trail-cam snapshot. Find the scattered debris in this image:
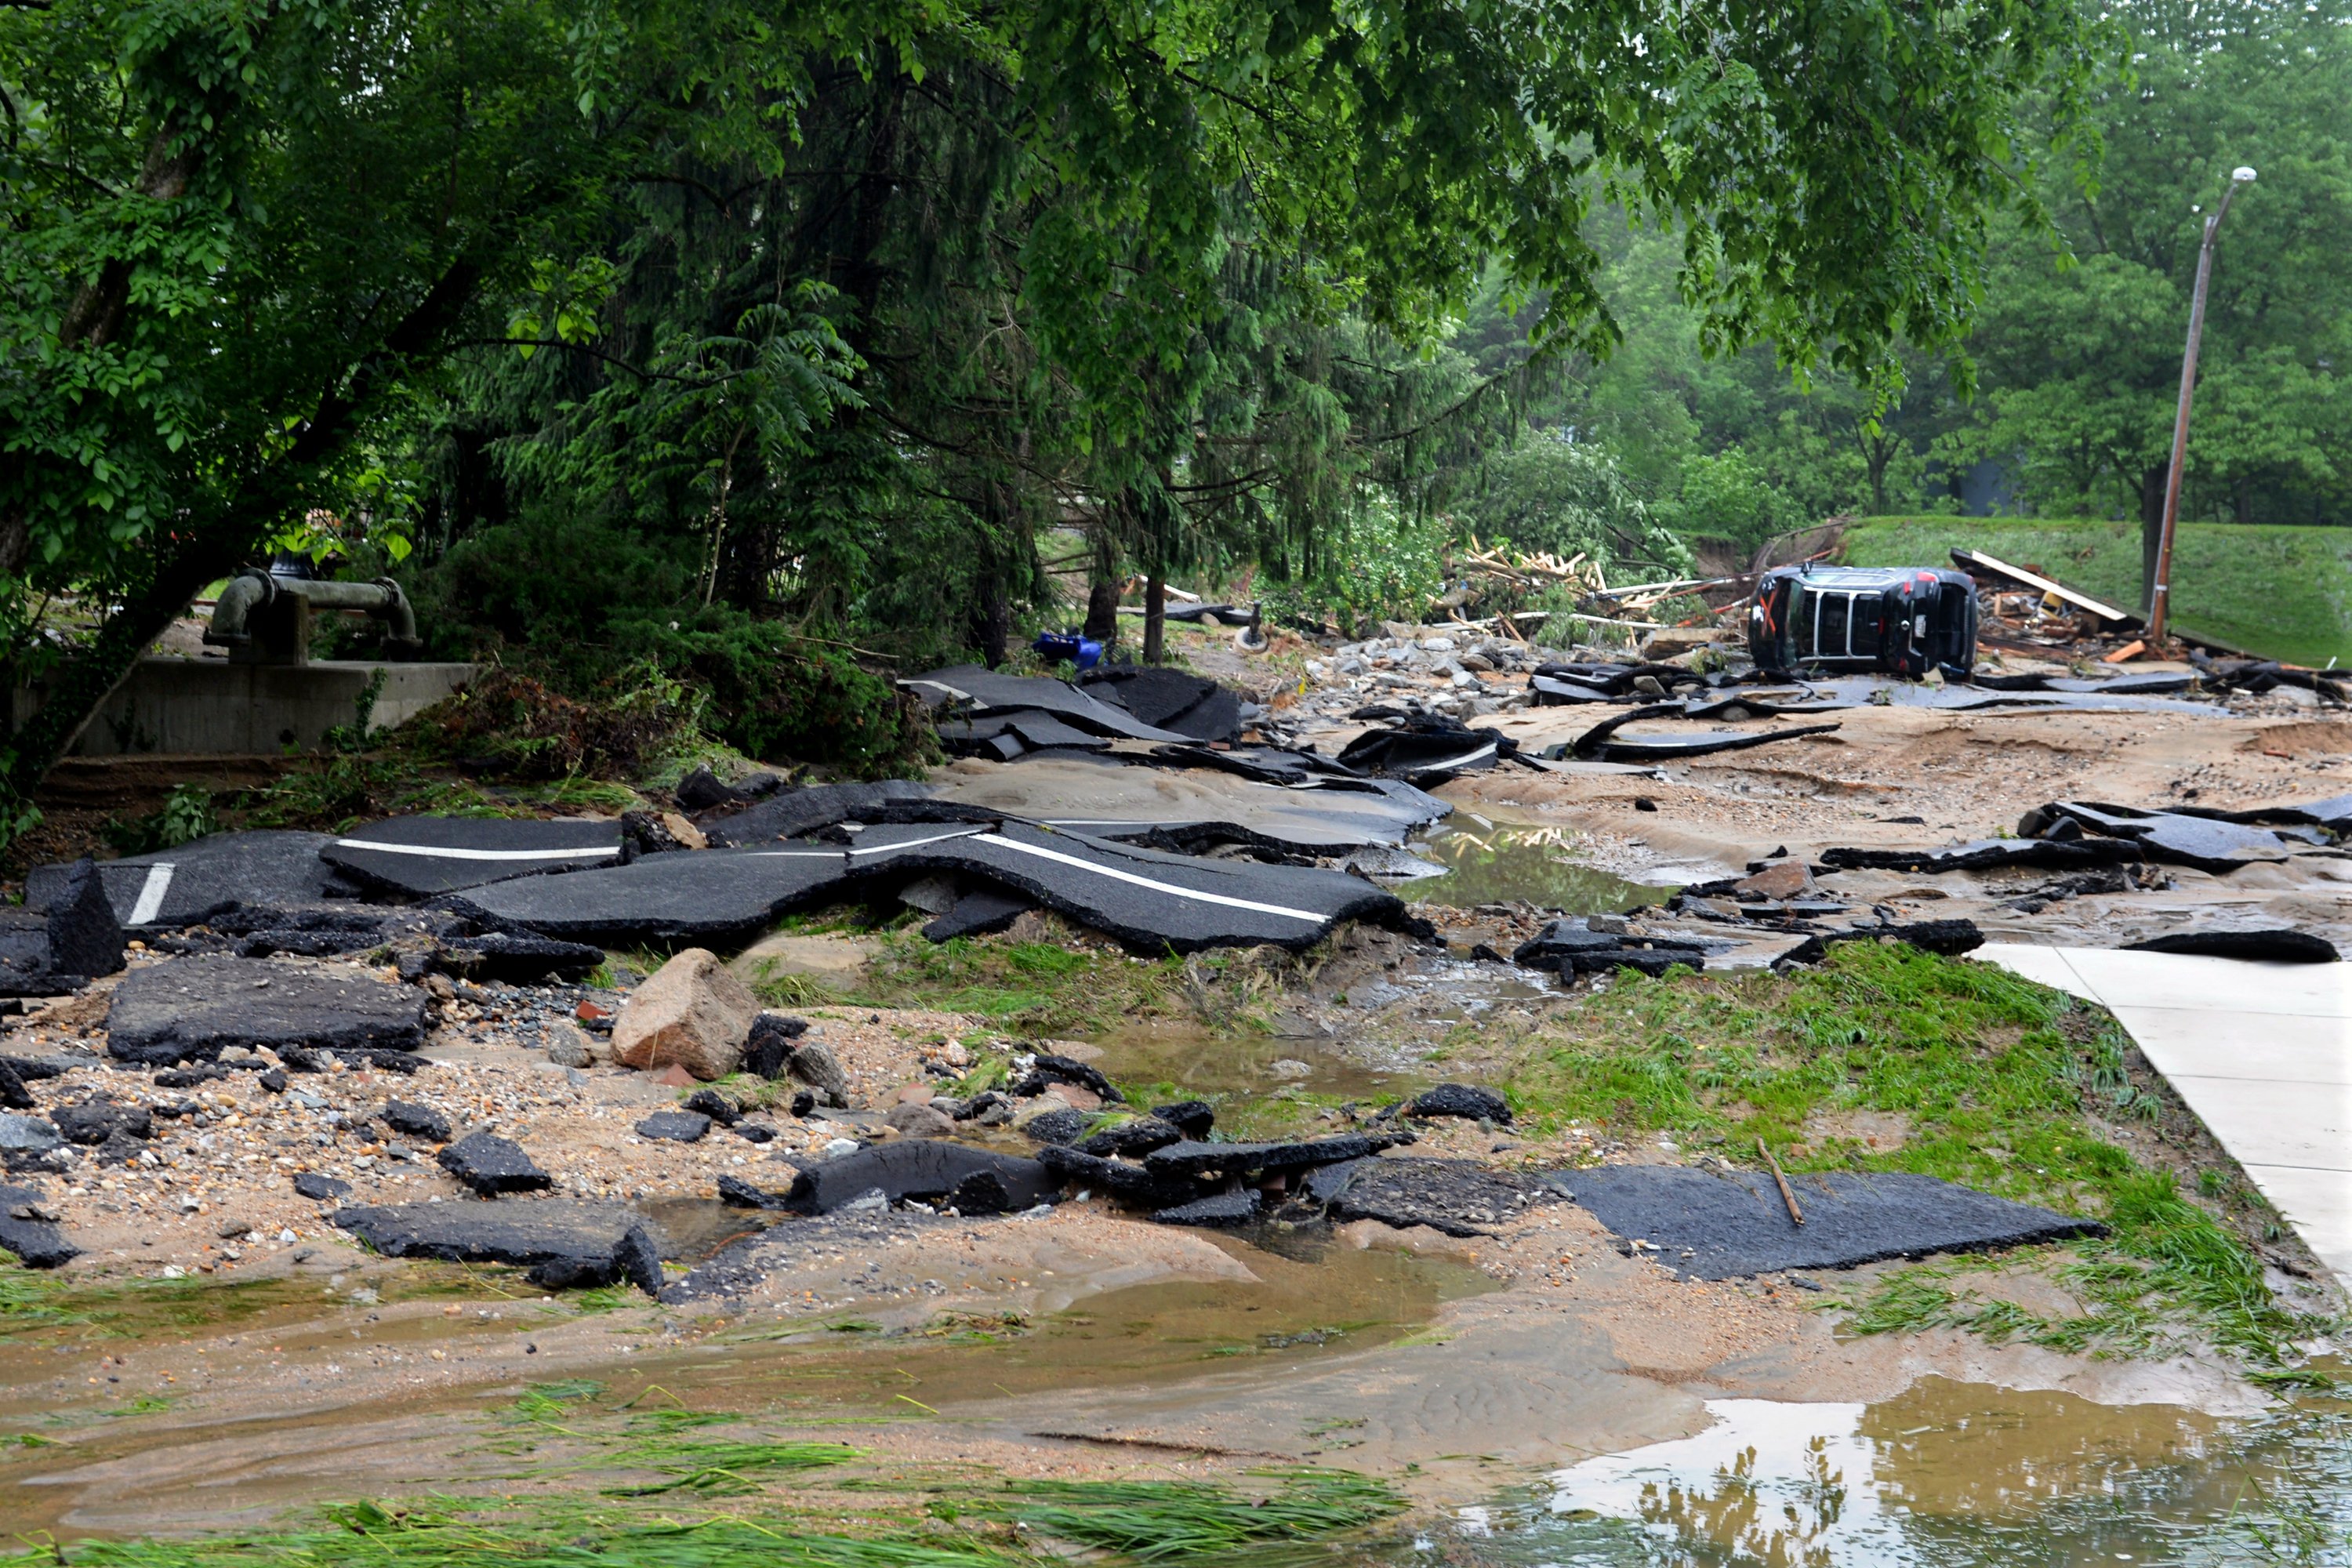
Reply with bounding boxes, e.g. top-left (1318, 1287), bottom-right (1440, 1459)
top-left (1566, 1164), bottom-right (2104, 1279)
